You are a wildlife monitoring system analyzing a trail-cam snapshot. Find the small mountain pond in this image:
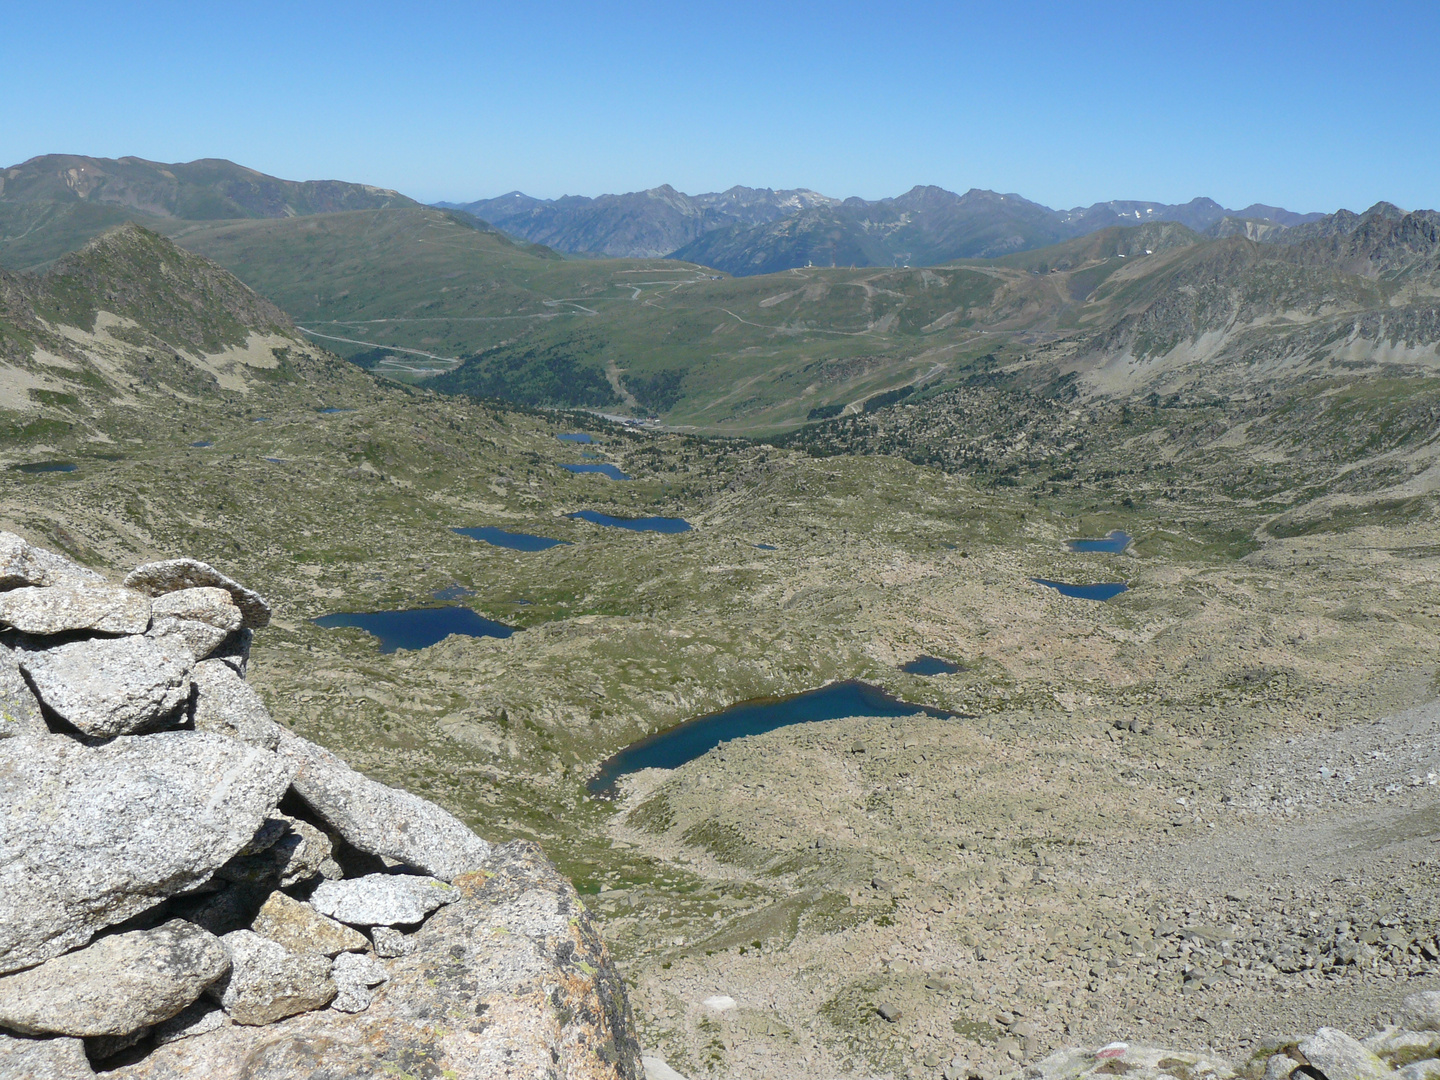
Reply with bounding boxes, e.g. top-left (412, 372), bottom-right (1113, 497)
top-left (189, 441), bottom-right (213, 448)
top-left (13, 462), bottom-right (77, 473)
top-left (568, 511), bottom-right (691, 533)
top-left (452, 526), bottom-right (570, 552)
top-left (556, 433), bottom-right (594, 444)
top-left (1032, 578), bottom-right (1129, 601)
top-left (432, 584), bottom-right (474, 601)
top-left (314, 607), bottom-right (516, 653)
top-left (587, 680), bottom-right (955, 797)
top-left (561, 463), bottom-right (631, 480)
top-left (1064, 531), bottom-right (1133, 554)
top-left (901, 656), bottom-right (963, 676)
